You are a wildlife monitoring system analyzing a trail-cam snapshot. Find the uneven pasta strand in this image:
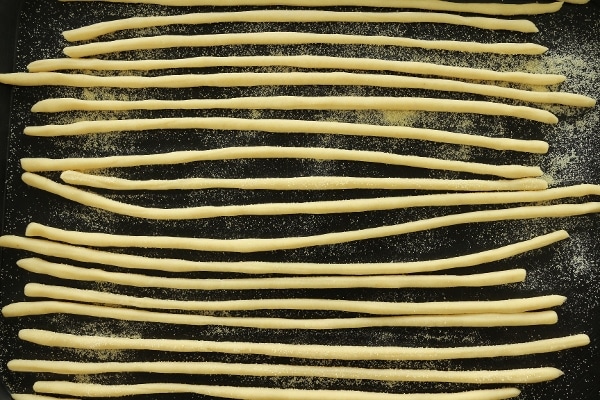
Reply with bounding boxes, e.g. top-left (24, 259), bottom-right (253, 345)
top-left (8, 360), bottom-right (562, 384)
top-left (62, 11), bottom-right (538, 42)
top-left (27, 55), bottom-right (565, 85)
top-left (18, 329), bottom-right (591, 360)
